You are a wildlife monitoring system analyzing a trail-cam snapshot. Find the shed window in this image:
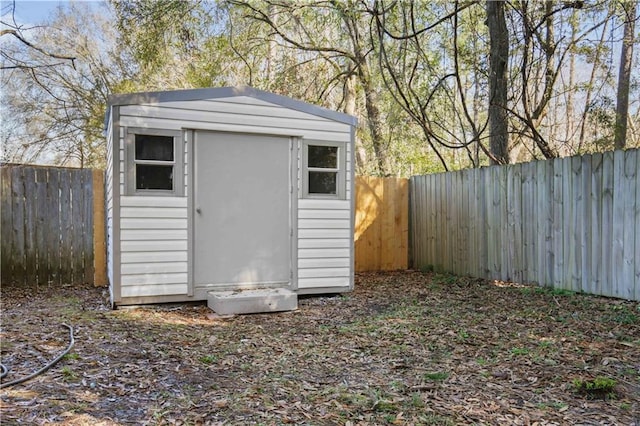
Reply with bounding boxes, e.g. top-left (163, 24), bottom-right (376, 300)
top-left (126, 128), bottom-right (183, 195)
top-left (303, 141), bottom-right (345, 199)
